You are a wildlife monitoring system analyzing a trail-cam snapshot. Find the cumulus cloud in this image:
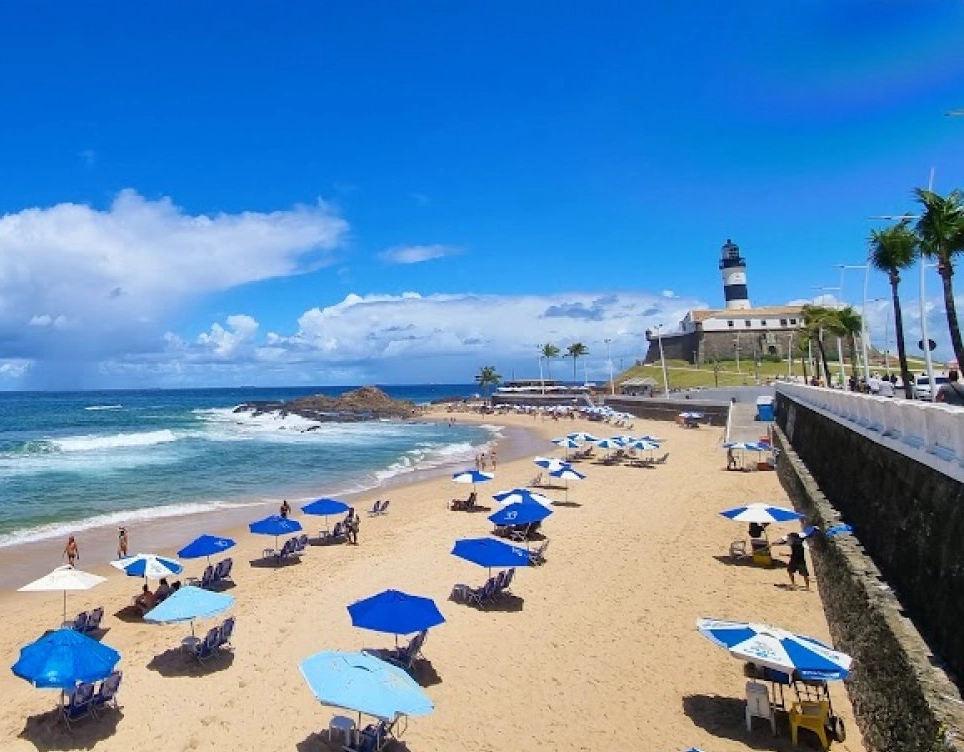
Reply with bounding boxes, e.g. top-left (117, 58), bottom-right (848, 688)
top-left (196, 315), bottom-right (260, 358)
top-left (378, 244), bottom-right (460, 265)
top-left (0, 190), bottom-right (348, 383)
